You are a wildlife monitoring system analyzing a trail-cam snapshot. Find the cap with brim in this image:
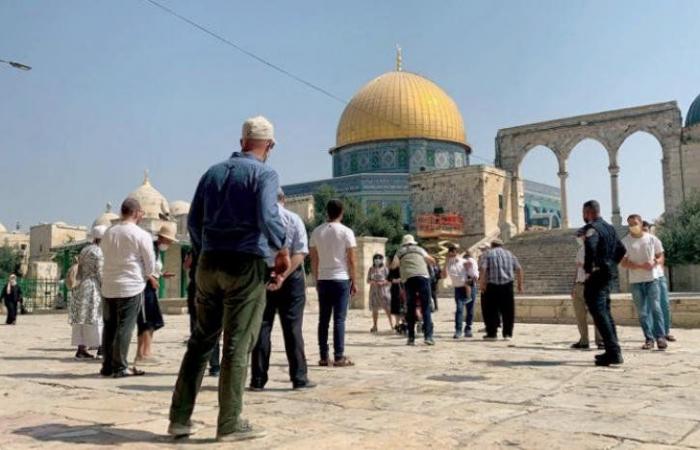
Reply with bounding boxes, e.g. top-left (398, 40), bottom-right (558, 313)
top-left (157, 222), bottom-right (179, 243)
